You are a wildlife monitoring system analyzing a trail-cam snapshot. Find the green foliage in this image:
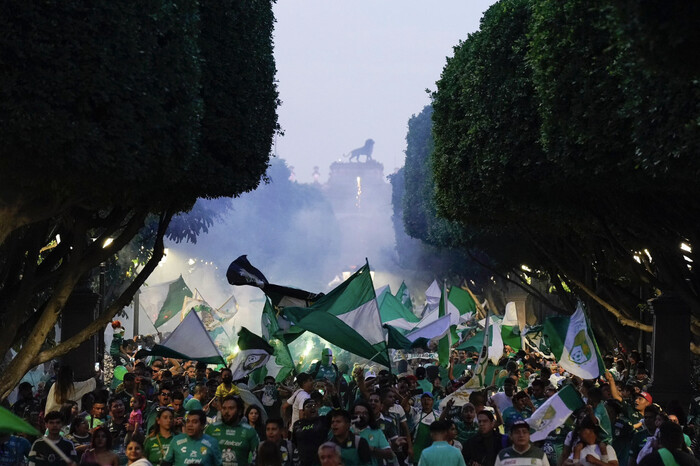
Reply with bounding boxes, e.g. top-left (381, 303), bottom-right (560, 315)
top-left (428, 0), bottom-right (700, 336)
top-left (0, 0), bottom-right (279, 383)
top-left (0, 0), bottom-right (278, 215)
